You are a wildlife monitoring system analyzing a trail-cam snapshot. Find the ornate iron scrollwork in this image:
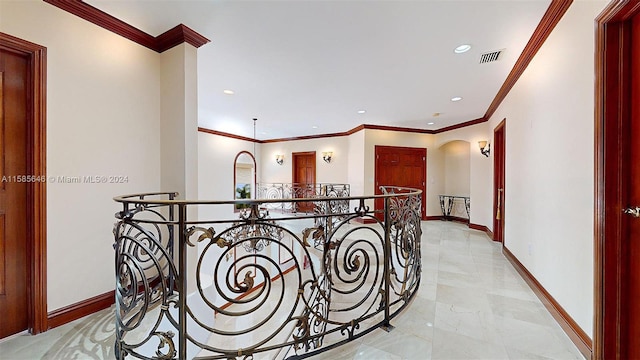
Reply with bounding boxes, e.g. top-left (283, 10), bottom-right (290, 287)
top-left (113, 187), bottom-right (421, 360)
top-left (153, 331), bottom-right (176, 360)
